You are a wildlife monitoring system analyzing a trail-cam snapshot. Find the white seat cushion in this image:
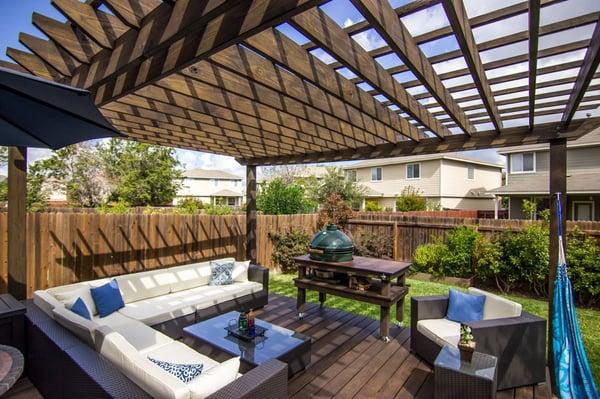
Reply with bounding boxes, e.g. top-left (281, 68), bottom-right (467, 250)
top-left (53, 306), bottom-right (98, 347)
top-left (116, 269), bottom-right (178, 304)
top-left (143, 341), bottom-right (219, 370)
top-left (188, 357), bottom-right (241, 399)
top-left (52, 285), bottom-right (100, 316)
top-left (468, 287), bottom-right (522, 319)
top-left (417, 318), bottom-right (461, 347)
top-left (94, 326), bottom-right (190, 399)
top-left (93, 312), bottom-right (172, 353)
top-left (119, 282), bottom-right (263, 326)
